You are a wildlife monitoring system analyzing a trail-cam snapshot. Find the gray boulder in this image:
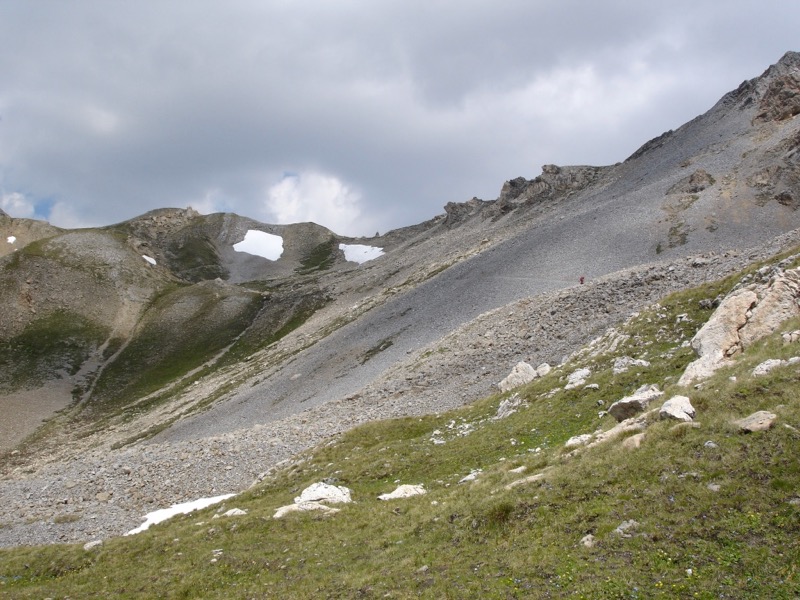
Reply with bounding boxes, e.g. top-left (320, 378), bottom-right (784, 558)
top-left (733, 411), bottom-right (777, 432)
top-left (608, 385), bottom-right (663, 422)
